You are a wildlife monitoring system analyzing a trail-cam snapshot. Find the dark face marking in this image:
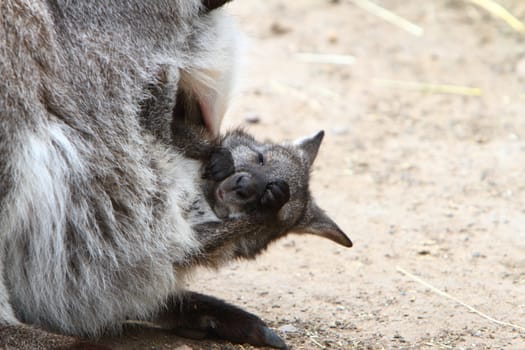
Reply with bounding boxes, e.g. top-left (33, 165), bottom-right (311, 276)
top-left (208, 133), bottom-right (298, 220)
top-left (201, 0), bottom-right (233, 12)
